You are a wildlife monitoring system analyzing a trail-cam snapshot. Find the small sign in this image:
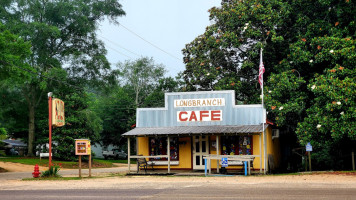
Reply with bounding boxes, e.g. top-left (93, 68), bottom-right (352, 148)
top-left (306, 142), bottom-right (313, 152)
top-left (221, 158), bottom-right (228, 167)
top-left (52, 98), bottom-right (65, 127)
top-left (75, 139), bottom-right (91, 155)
